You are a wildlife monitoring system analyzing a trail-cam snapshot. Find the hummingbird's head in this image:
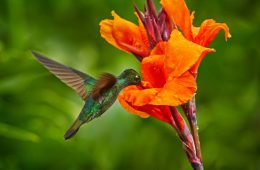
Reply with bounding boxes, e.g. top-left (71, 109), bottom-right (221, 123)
top-left (118, 69), bottom-right (141, 86)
